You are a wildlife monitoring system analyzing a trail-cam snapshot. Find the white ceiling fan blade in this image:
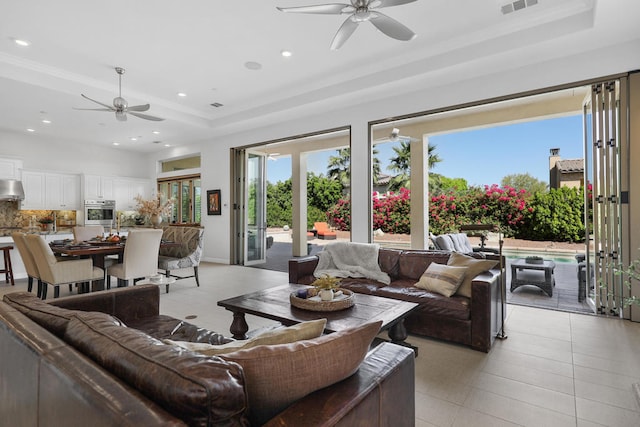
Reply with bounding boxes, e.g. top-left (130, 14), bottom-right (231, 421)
top-left (369, 12), bottom-right (416, 41)
top-left (129, 111), bottom-right (165, 121)
top-left (372, 0), bottom-right (417, 9)
top-left (331, 16), bottom-right (359, 50)
top-left (81, 94), bottom-right (116, 110)
top-left (127, 104), bottom-right (151, 112)
top-left (73, 107), bottom-right (112, 111)
top-left (277, 4), bottom-right (354, 14)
